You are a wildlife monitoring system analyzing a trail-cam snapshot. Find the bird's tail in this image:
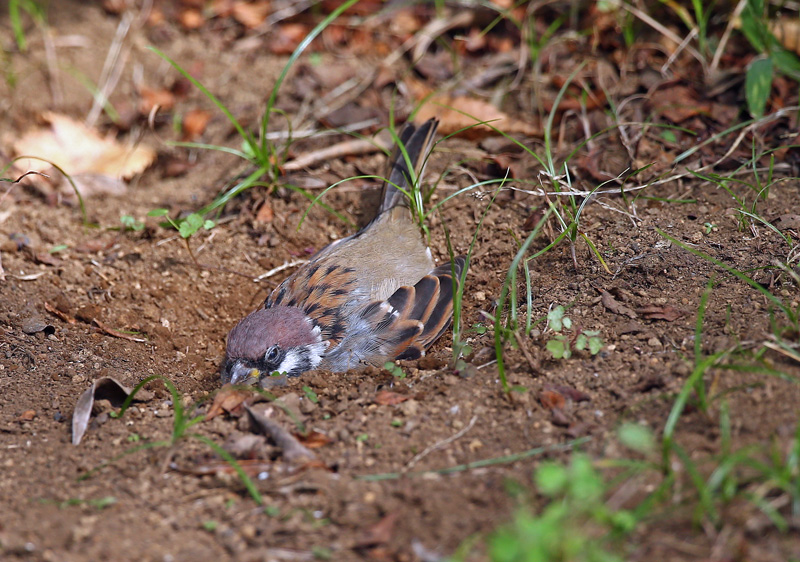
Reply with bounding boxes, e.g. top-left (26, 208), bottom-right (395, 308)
top-left (379, 118), bottom-right (439, 213)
